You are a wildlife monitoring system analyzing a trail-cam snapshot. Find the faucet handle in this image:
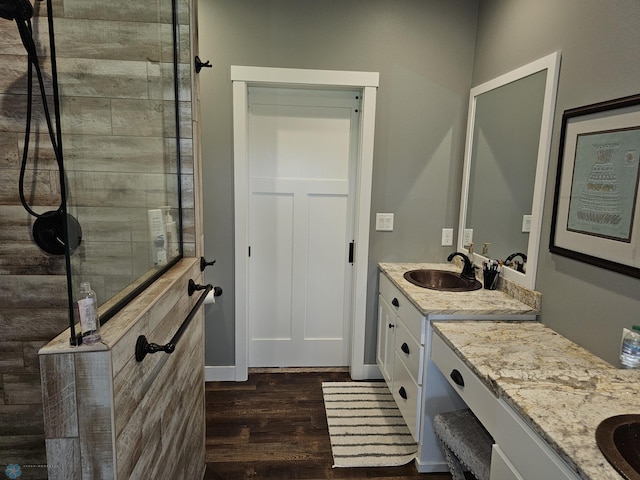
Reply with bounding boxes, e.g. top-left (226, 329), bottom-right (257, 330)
top-left (465, 242), bottom-right (474, 254)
